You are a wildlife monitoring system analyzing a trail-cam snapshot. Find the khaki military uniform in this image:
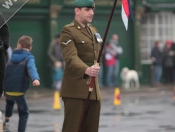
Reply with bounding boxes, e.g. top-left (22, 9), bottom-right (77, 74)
top-left (60, 19), bottom-right (102, 132)
top-left (60, 19), bottom-right (101, 100)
